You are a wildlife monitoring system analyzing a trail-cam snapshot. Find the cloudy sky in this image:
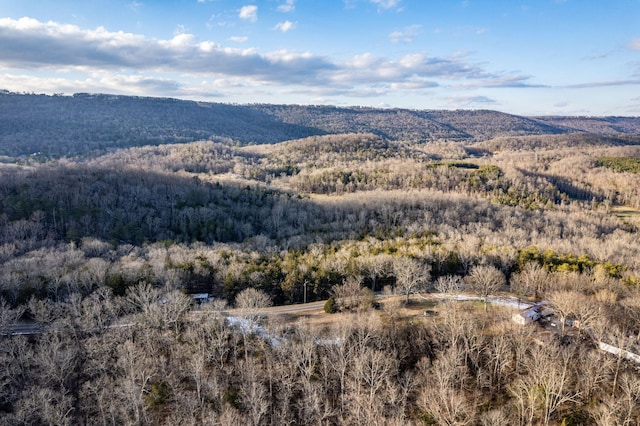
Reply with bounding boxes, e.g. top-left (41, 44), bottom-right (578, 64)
top-left (1, 0), bottom-right (639, 115)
